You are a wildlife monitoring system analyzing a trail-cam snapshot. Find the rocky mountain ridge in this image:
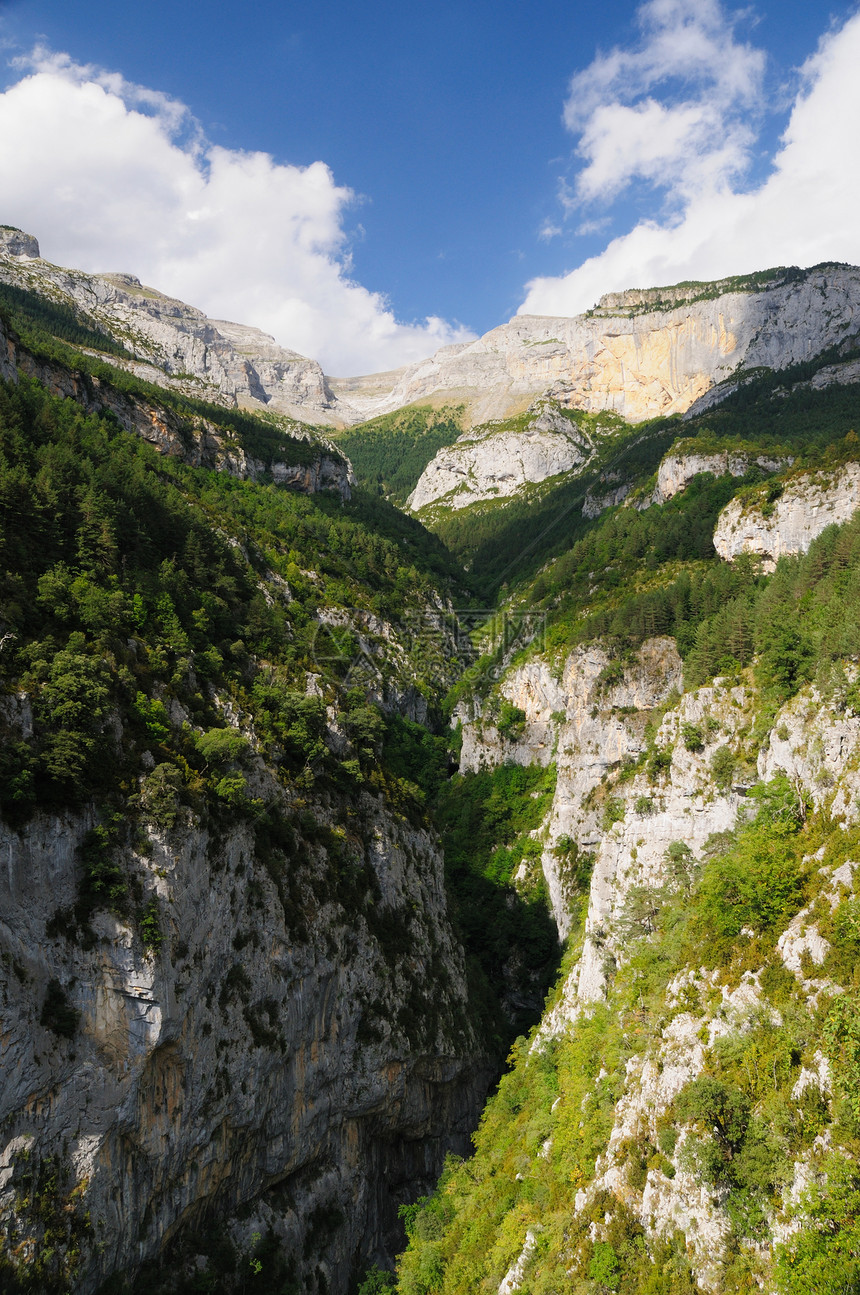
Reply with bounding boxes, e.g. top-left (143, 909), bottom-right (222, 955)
top-left (0, 286), bottom-right (354, 499)
top-left (5, 230), bottom-right (860, 440)
top-left (0, 228), bottom-right (356, 427)
top-left (335, 263), bottom-right (860, 428)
